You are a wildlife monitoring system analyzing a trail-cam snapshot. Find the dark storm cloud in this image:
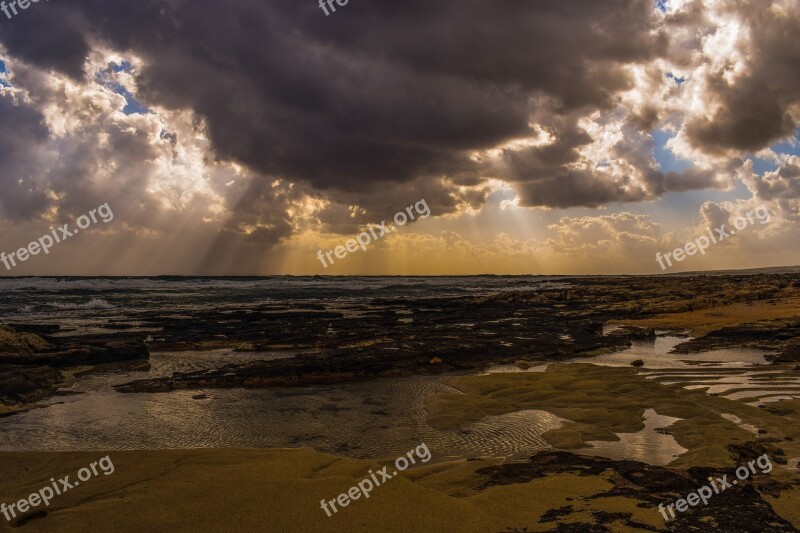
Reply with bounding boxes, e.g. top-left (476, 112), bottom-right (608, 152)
top-left (502, 118), bottom-right (593, 182)
top-left (489, 113), bottom-right (654, 208)
top-left (515, 165), bottom-right (725, 209)
top-left (517, 169), bottom-right (648, 209)
top-left (316, 175), bottom-right (489, 233)
top-left (0, 0), bottom-right (668, 211)
top-left (489, 111), bottom-right (727, 207)
top-left (220, 178), bottom-right (298, 243)
top-left (0, 92), bottom-right (52, 220)
top-left (0, 4), bottom-right (88, 79)
top-left (685, 0), bottom-right (800, 153)
top-left (745, 160), bottom-right (800, 201)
